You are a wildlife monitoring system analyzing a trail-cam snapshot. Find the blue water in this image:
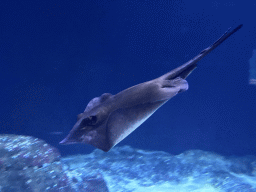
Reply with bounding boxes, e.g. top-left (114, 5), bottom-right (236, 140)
top-left (0, 0), bottom-right (255, 157)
